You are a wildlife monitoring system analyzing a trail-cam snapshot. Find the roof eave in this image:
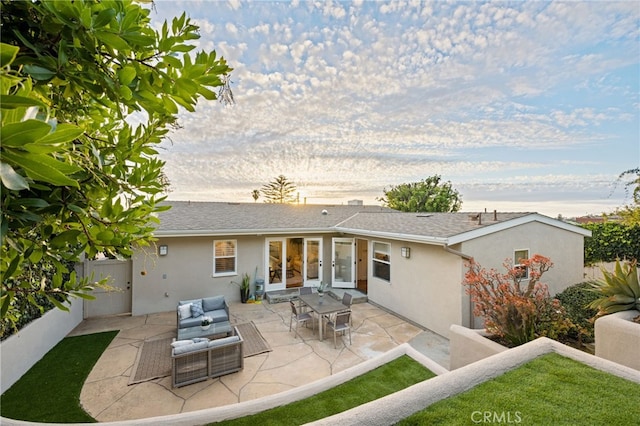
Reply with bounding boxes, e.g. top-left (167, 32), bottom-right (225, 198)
top-left (447, 213), bottom-right (592, 245)
top-left (335, 227), bottom-right (448, 245)
top-left (154, 228), bottom-right (334, 238)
